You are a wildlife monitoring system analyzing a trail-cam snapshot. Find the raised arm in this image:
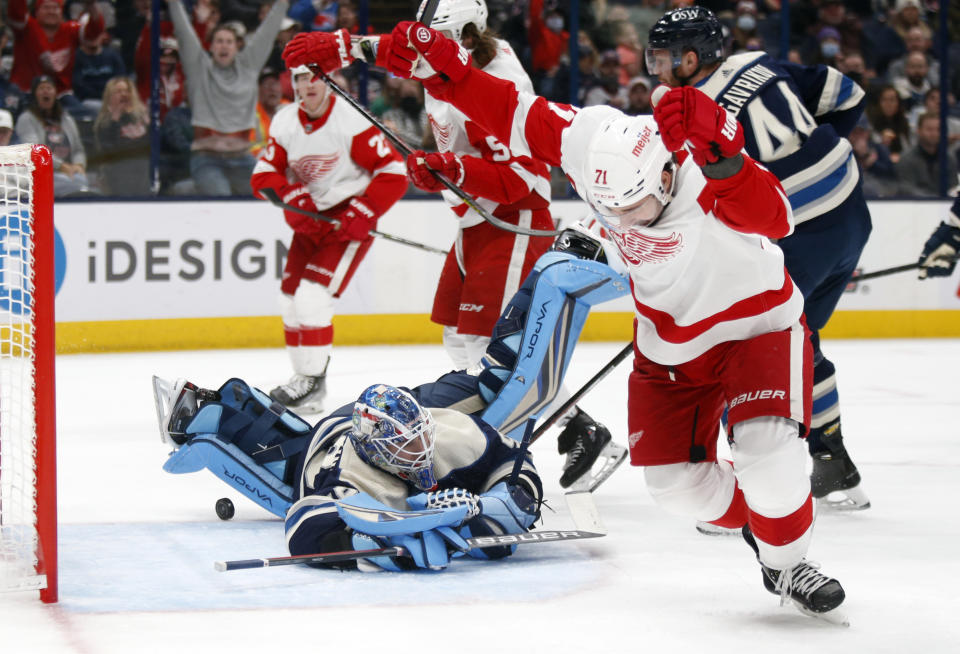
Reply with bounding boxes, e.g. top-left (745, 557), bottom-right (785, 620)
top-left (282, 23), bottom-right (579, 167)
top-left (167, 0), bottom-right (205, 68)
top-left (655, 86), bottom-right (792, 239)
top-left (239, 0), bottom-right (289, 70)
